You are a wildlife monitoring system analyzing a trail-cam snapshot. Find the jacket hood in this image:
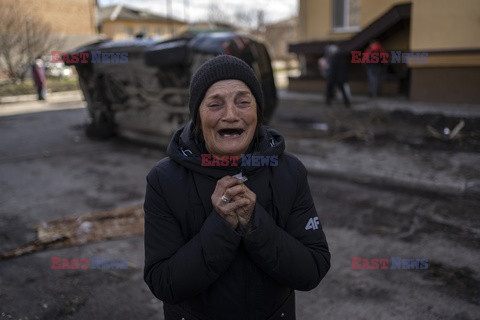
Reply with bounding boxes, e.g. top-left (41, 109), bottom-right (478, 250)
top-left (167, 120), bottom-right (285, 179)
